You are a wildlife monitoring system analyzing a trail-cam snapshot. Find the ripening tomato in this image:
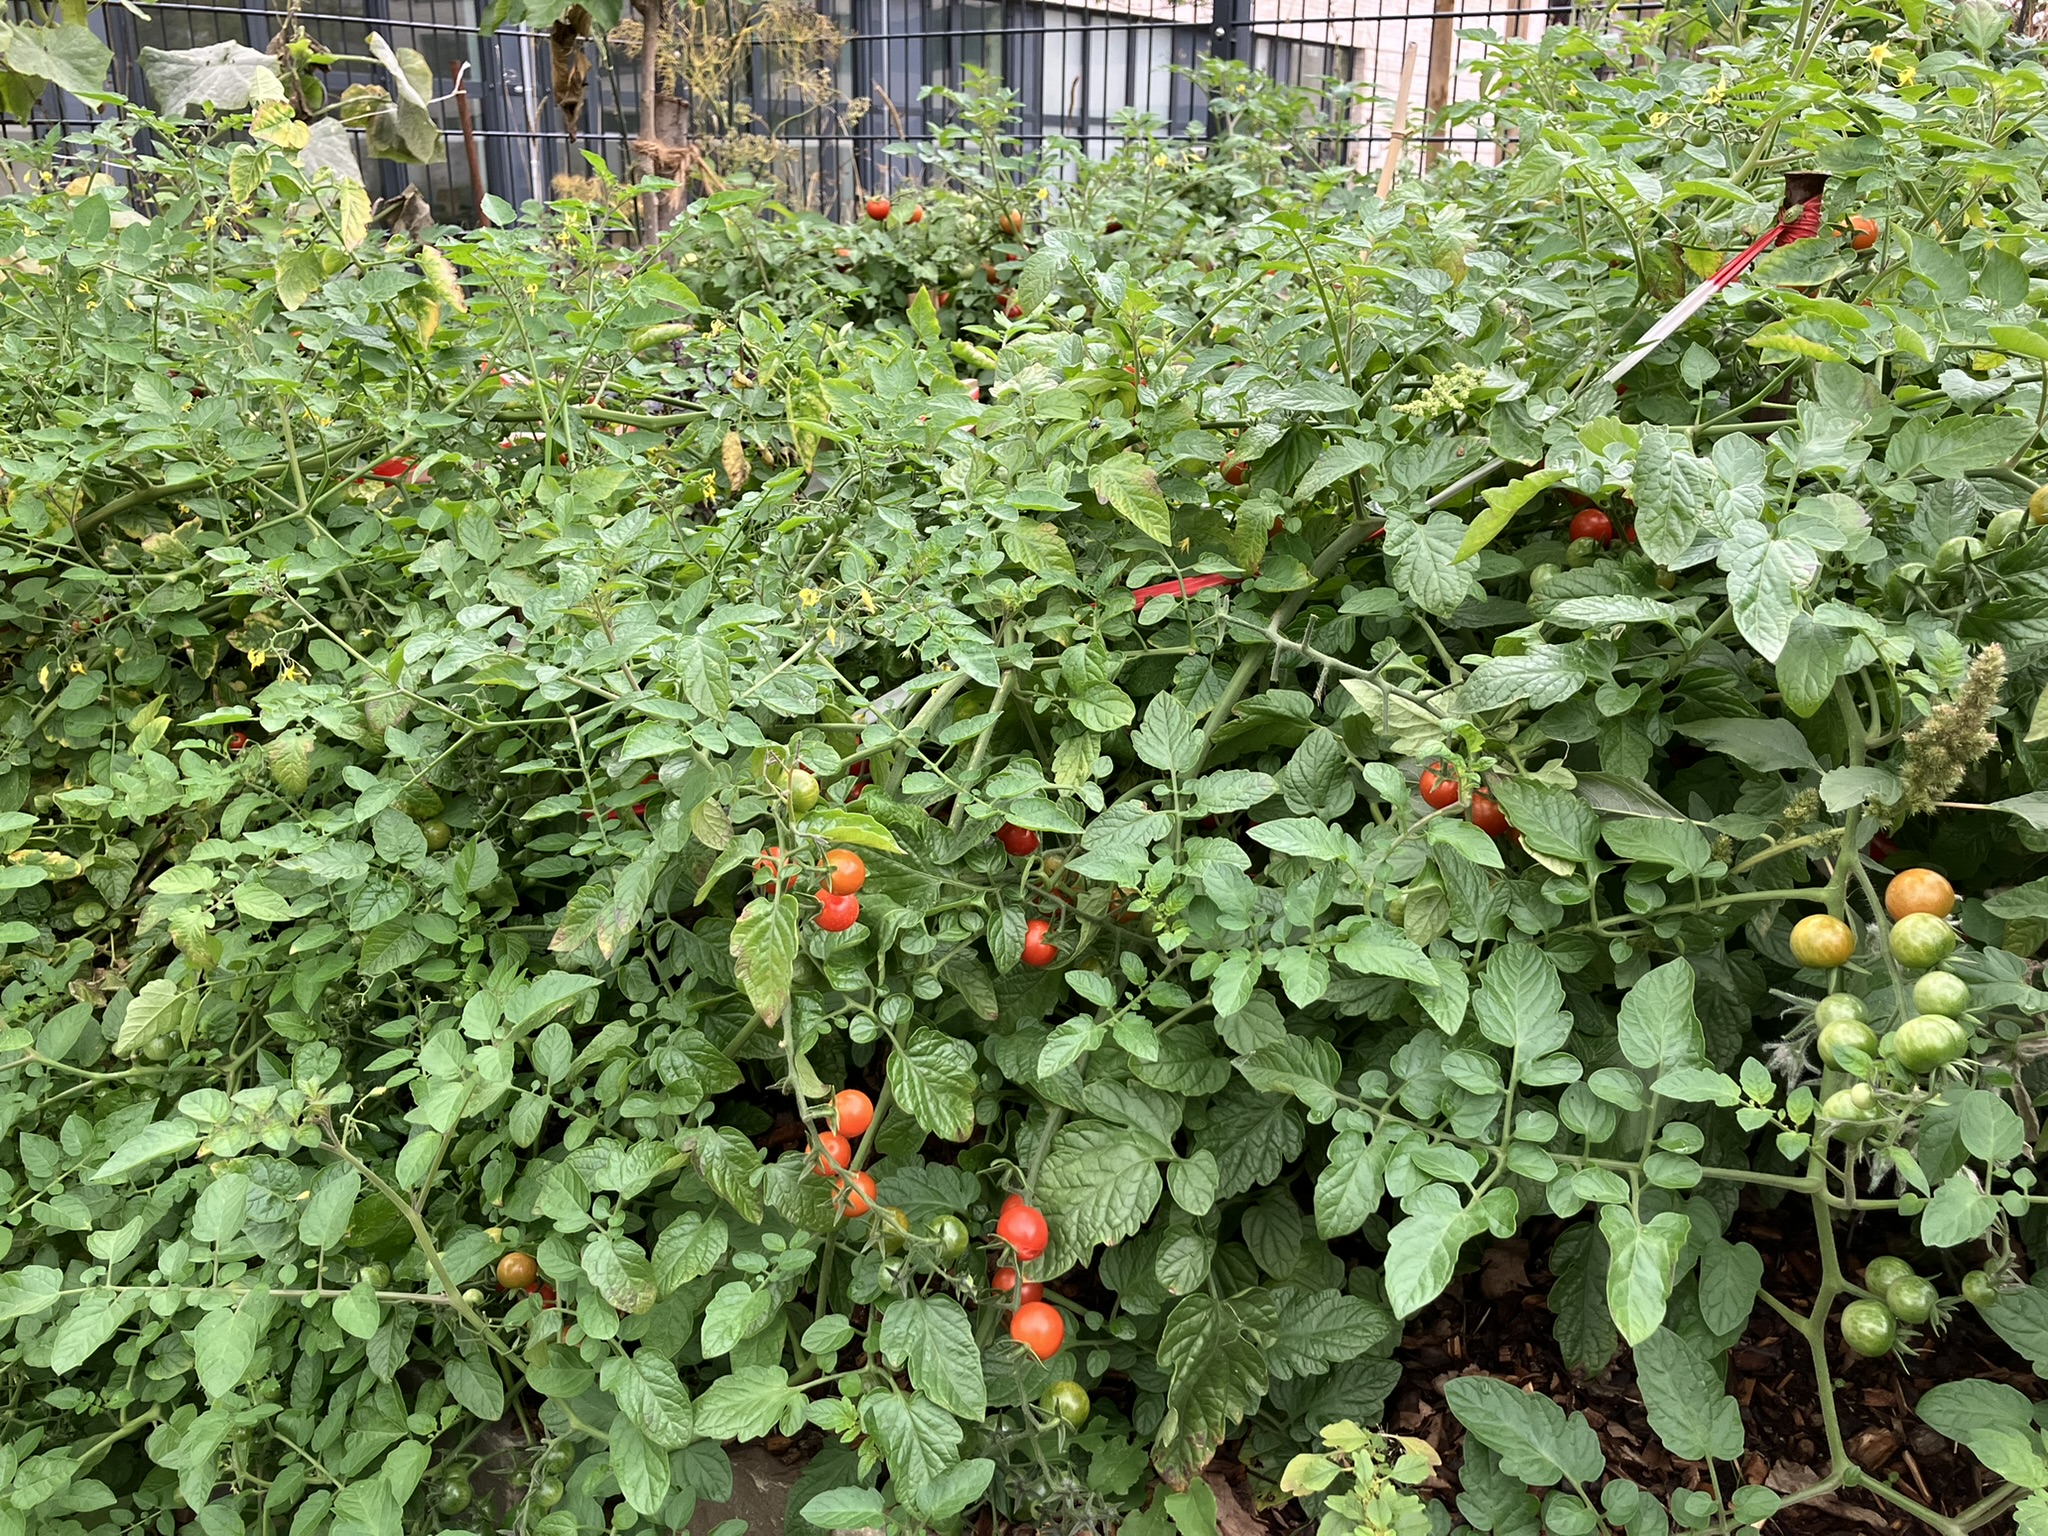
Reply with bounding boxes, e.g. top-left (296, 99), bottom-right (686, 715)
top-left (1886, 1275), bottom-right (1938, 1325)
top-left (1009, 1300), bottom-right (1065, 1359)
top-left (1789, 913), bottom-right (1855, 970)
top-left (1419, 761), bottom-right (1460, 809)
top-left (1888, 911), bottom-right (1956, 970)
top-left (1865, 1257), bottom-right (1915, 1295)
top-left (1021, 918), bottom-right (1058, 968)
top-left (1889, 1013), bottom-right (1969, 1074)
top-left (1845, 215), bottom-right (1879, 251)
top-left (1912, 970), bottom-right (1971, 1018)
top-left (1568, 508), bottom-right (1614, 545)
top-left (1466, 789), bottom-right (1509, 838)
top-left (1885, 868), bottom-right (1956, 921)
top-left (928, 1214), bottom-right (971, 1261)
top-left (866, 196), bottom-right (891, 221)
top-left (834, 1089), bottom-right (875, 1138)
top-left (1821, 1084), bottom-right (1879, 1139)
top-left (996, 1201), bottom-right (1050, 1260)
top-left (497, 1252), bottom-right (539, 1291)
top-left (1839, 1299), bottom-right (1896, 1358)
top-left (1813, 993), bottom-right (1868, 1028)
top-left (998, 209), bottom-right (1025, 237)
top-left (824, 848), bottom-right (867, 895)
top-left (786, 768), bottom-right (821, 814)
top-left (992, 1265), bottom-right (1044, 1303)
top-left (813, 1130), bottom-right (852, 1177)
top-left (837, 1170), bottom-right (879, 1216)
top-left (909, 205), bottom-right (925, 224)
top-left (1817, 1019), bottom-right (1879, 1071)
top-left (997, 822), bottom-right (1040, 857)
top-left (816, 890), bottom-right (860, 932)
top-left (1221, 457), bottom-right (1246, 485)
